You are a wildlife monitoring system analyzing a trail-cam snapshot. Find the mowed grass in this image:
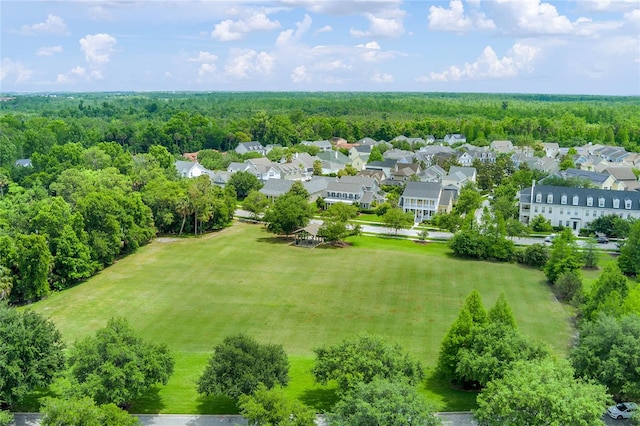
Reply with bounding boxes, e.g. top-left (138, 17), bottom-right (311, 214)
top-left (25, 222), bottom-right (573, 413)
